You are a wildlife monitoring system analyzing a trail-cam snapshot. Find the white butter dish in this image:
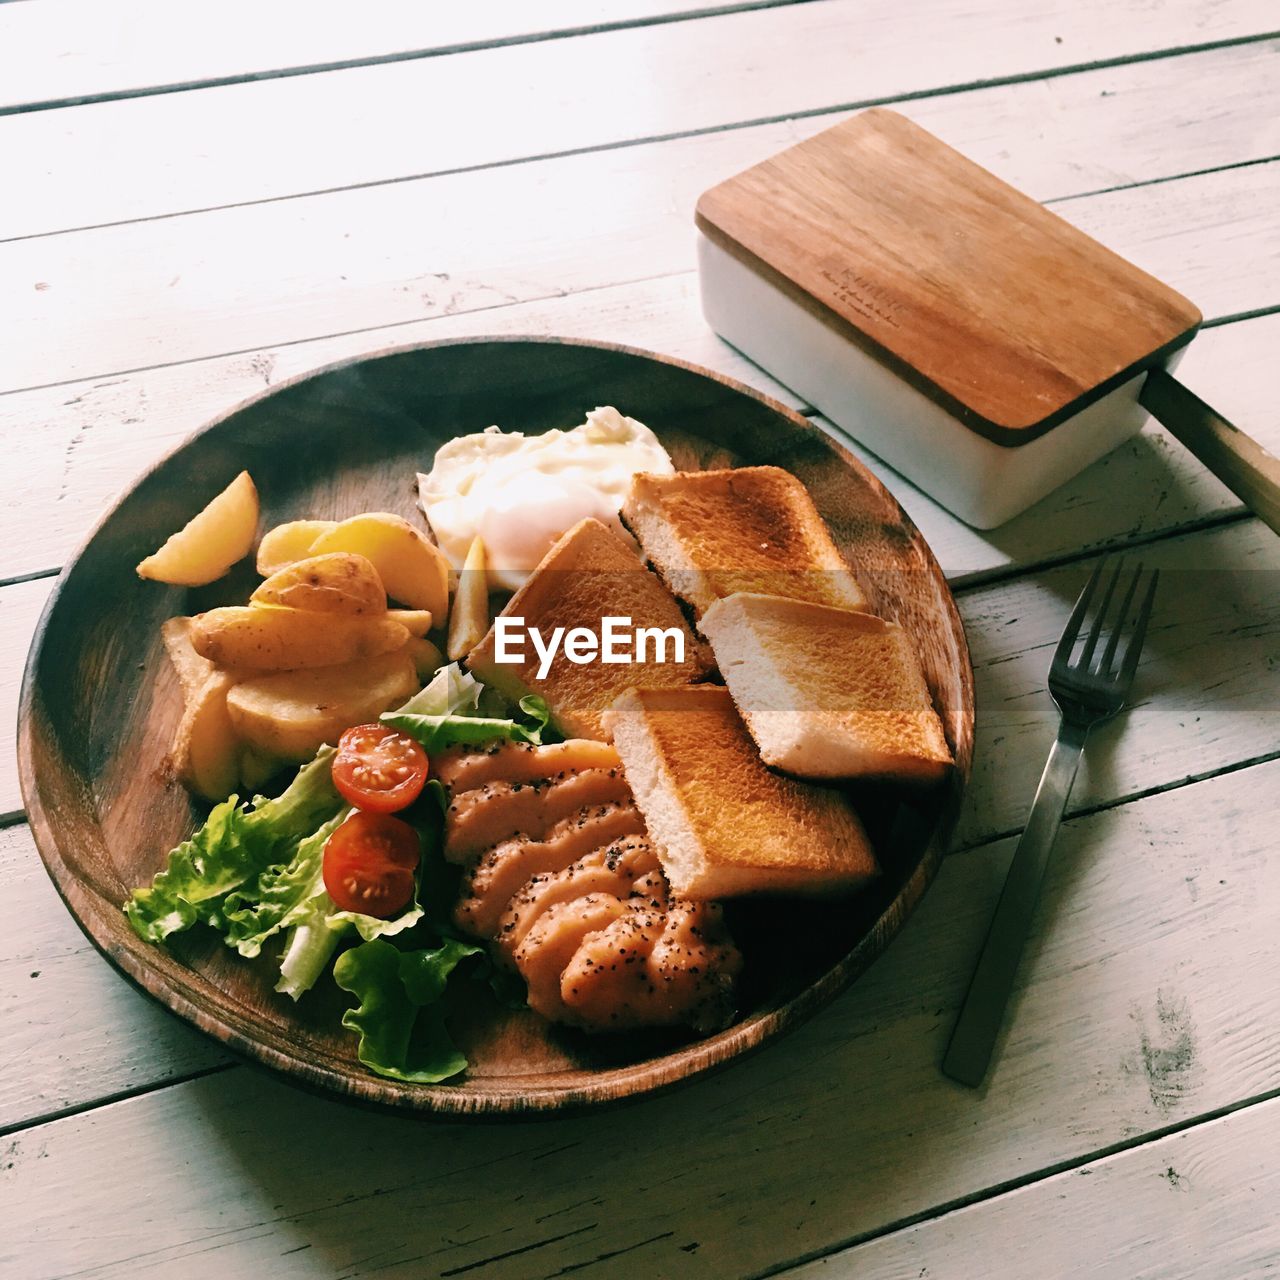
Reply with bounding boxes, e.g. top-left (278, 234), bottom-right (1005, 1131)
top-left (694, 109), bottom-right (1201, 529)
